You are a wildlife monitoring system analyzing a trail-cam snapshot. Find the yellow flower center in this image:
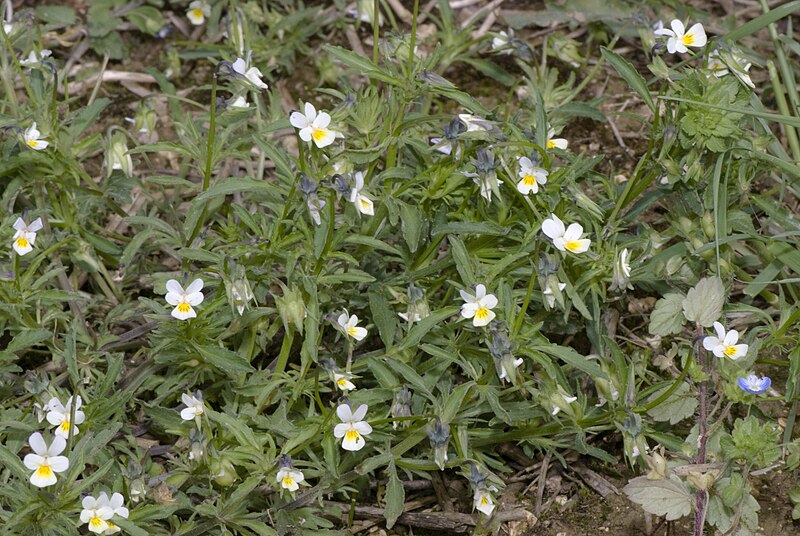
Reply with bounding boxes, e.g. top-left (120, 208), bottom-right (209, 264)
top-left (177, 302), bottom-right (191, 313)
top-left (191, 8), bottom-right (204, 18)
top-left (683, 34), bottom-right (694, 45)
top-left (16, 237), bottom-right (29, 248)
top-left (360, 199), bottom-right (370, 209)
top-left (480, 496), bottom-right (490, 506)
top-left (90, 517), bottom-right (105, 528)
top-left (59, 420), bottom-right (70, 432)
top-left (35, 464), bottom-right (53, 479)
top-left (282, 476), bottom-right (295, 488)
top-left (723, 346), bottom-right (737, 357)
top-left (345, 429), bottom-right (361, 442)
top-left (312, 128), bottom-right (327, 142)
top-left (475, 307), bottom-right (490, 321)
top-left (27, 139), bottom-right (39, 147)
top-left (547, 140), bottom-right (557, 149)
top-left (337, 378), bottom-right (348, 387)
top-left (565, 240), bottom-right (583, 252)
top-left (347, 327), bottom-right (358, 337)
